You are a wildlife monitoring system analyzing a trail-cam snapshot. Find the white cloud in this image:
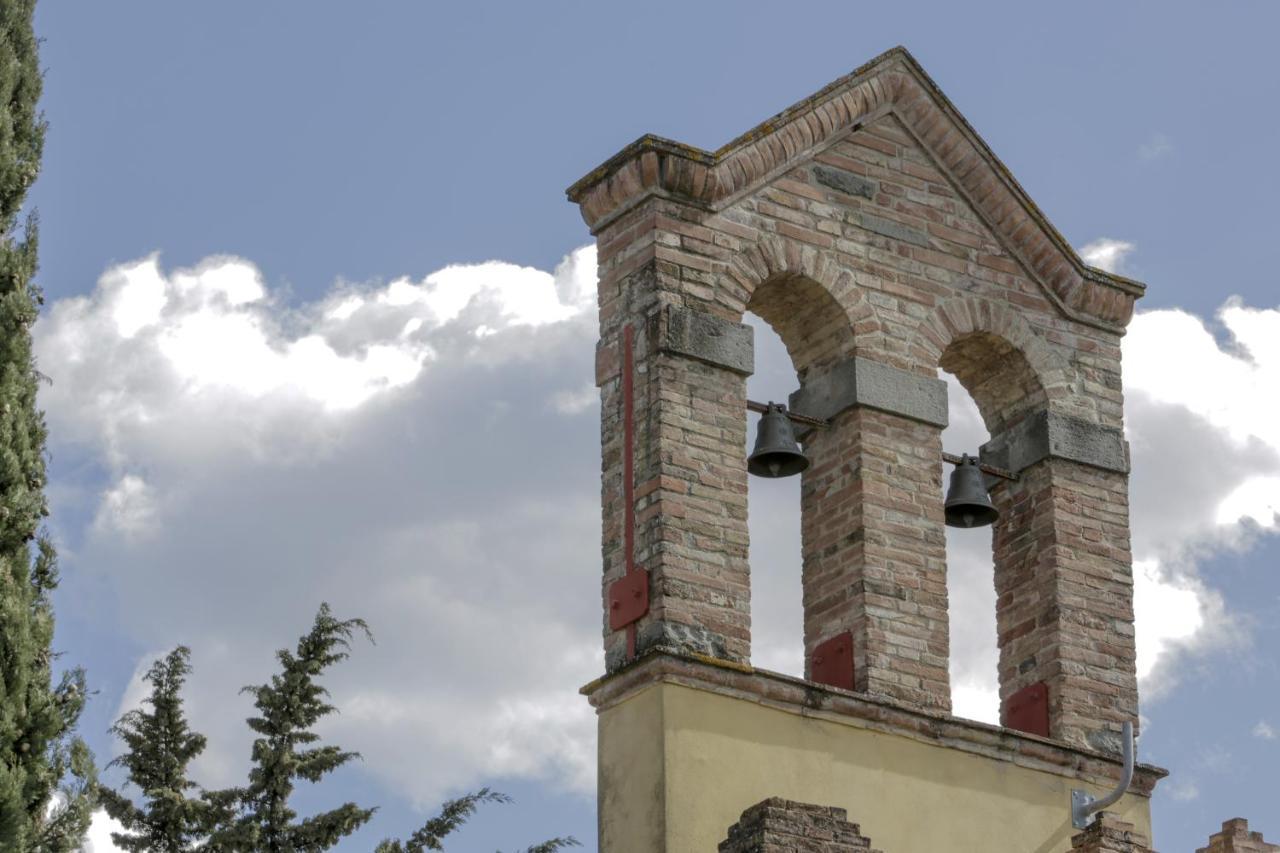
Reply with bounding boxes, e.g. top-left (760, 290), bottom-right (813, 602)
top-left (550, 382), bottom-right (598, 416)
top-left (1217, 476), bottom-right (1280, 527)
top-left (1121, 298), bottom-right (1280, 694)
top-left (1138, 132), bottom-right (1173, 162)
top-left (80, 810), bottom-right (128, 853)
top-left (950, 684), bottom-right (1000, 726)
top-left (39, 246), bottom-right (602, 813)
top-left (93, 475), bottom-right (157, 537)
top-left (1254, 721), bottom-right (1277, 740)
top-left (1080, 238), bottom-right (1136, 274)
top-left (1132, 560), bottom-right (1206, 682)
top-left (1126, 301), bottom-right (1280, 450)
